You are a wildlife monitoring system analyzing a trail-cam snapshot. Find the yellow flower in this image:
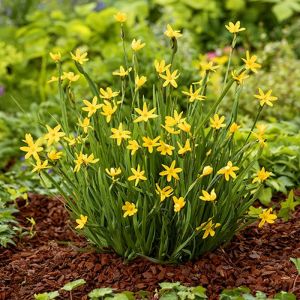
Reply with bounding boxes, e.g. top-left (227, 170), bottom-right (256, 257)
top-left (32, 160), bottom-right (49, 173)
top-left (173, 196), bottom-right (186, 212)
top-left (159, 69), bottom-right (180, 88)
top-left (165, 110), bottom-right (184, 127)
top-left (47, 76), bottom-right (59, 83)
top-left (157, 141), bottom-right (175, 156)
top-left (225, 21), bottom-right (246, 34)
top-left (100, 87), bottom-right (120, 100)
top-left (200, 189), bottom-right (217, 202)
top-left (75, 215), bottom-right (88, 229)
top-left (178, 120), bottom-right (191, 133)
top-left (242, 51), bottom-right (261, 73)
top-left (164, 24), bottom-right (182, 39)
top-left (114, 11), bottom-right (127, 23)
top-left (231, 70), bottom-right (249, 85)
top-left (122, 202), bottom-right (138, 218)
top-left (258, 208), bottom-right (277, 228)
top-left (256, 124), bottom-right (267, 136)
top-left (20, 134), bottom-right (43, 160)
top-left (229, 122), bottom-right (240, 134)
top-left (73, 152), bottom-right (99, 173)
top-left (252, 124), bottom-right (267, 148)
top-left (210, 114), bottom-right (226, 130)
top-left (61, 72), bottom-right (80, 82)
top-left (47, 150), bottom-right (63, 161)
top-left (135, 75), bottom-right (147, 90)
top-left (182, 85), bottom-right (206, 102)
top-left (197, 220), bottom-right (221, 239)
top-left (128, 164), bottom-right (147, 186)
top-left (113, 65), bottom-right (132, 77)
top-left (253, 134), bottom-right (267, 148)
top-left (64, 136), bottom-right (76, 146)
top-left (134, 102), bottom-right (158, 123)
top-left (159, 160), bottom-right (182, 182)
top-left (154, 59), bottom-right (171, 74)
top-left (200, 61), bottom-right (219, 73)
top-left (70, 49), bottom-right (88, 65)
top-left (101, 100), bottom-right (118, 123)
top-left (162, 125), bottom-right (180, 135)
top-left (49, 52), bottom-right (61, 62)
top-left (44, 125), bottom-right (65, 146)
top-left (200, 166), bottom-right (213, 177)
top-left (110, 123), bottom-right (131, 146)
top-left (105, 167), bottom-right (122, 181)
top-left (131, 39), bottom-right (145, 51)
top-left (142, 136), bottom-right (160, 153)
top-left (254, 88), bottom-right (278, 107)
top-left (78, 118), bottom-right (93, 134)
top-left (155, 184), bottom-right (173, 202)
top-left (82, 96), bottom-right (102, 117)
top-left (127, 140), bottom-right (140, 155)
top-left (177, 139), bottom-right (191, 155)
top-left (252, 167), bottom-right (271, 184)
top-left (217, 161), bottom-right (239, 181)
